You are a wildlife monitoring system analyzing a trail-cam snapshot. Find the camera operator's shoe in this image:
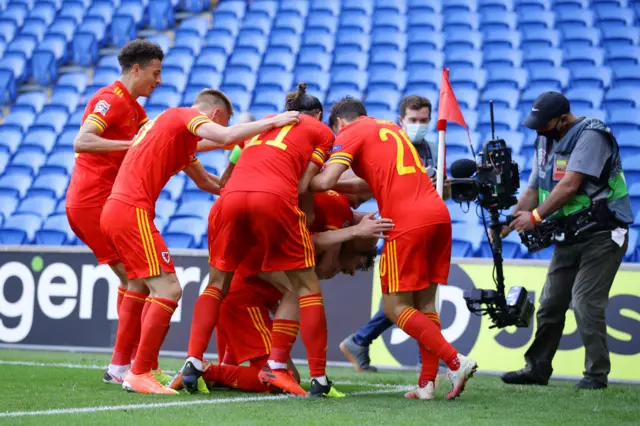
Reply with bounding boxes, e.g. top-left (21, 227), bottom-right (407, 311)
top-left (446, 354), bottom-right (478, 400)
top-left (574, 377), bottom-right (607, 390)
top-left (339, 334), bottom-right (378, 372)
top-left (501, 367), bottom-right (548, 386)
top-left (404, 382), bottom-right (435, 400)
